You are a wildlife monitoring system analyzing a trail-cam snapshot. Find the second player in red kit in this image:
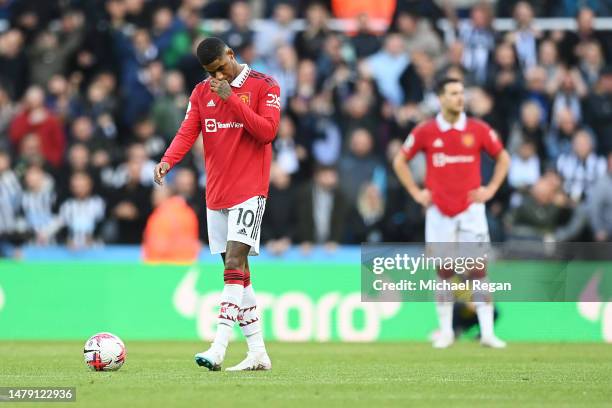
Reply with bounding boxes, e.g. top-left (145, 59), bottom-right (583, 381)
top-left (154, 37), bottom-right (280, 371)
